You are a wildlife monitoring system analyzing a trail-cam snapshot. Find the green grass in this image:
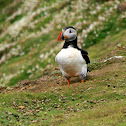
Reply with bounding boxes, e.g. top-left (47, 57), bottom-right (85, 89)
top-left (87, 29), bottom-right (126, 61)
top-left (0, 0), bottom-right (23, 27)
top-left (1, 0), bottom-right (126, 86)
top-left (0, 60), bottom-right (125, 125)
top-left (0, 0), bottom-right (126, 125)
top-left (10, 14), bottom-right (24, 24)
top-left (0, 0), bottom-right (14, 10)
